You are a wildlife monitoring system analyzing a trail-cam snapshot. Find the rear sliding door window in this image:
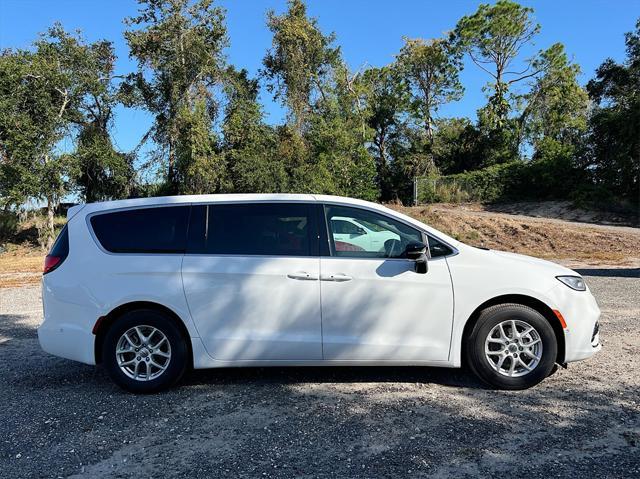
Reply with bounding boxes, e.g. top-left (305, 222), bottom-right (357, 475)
top-left (90, 206), bottom-right (190, 253)
top-left (187, 203), bottom-right (315, 256)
